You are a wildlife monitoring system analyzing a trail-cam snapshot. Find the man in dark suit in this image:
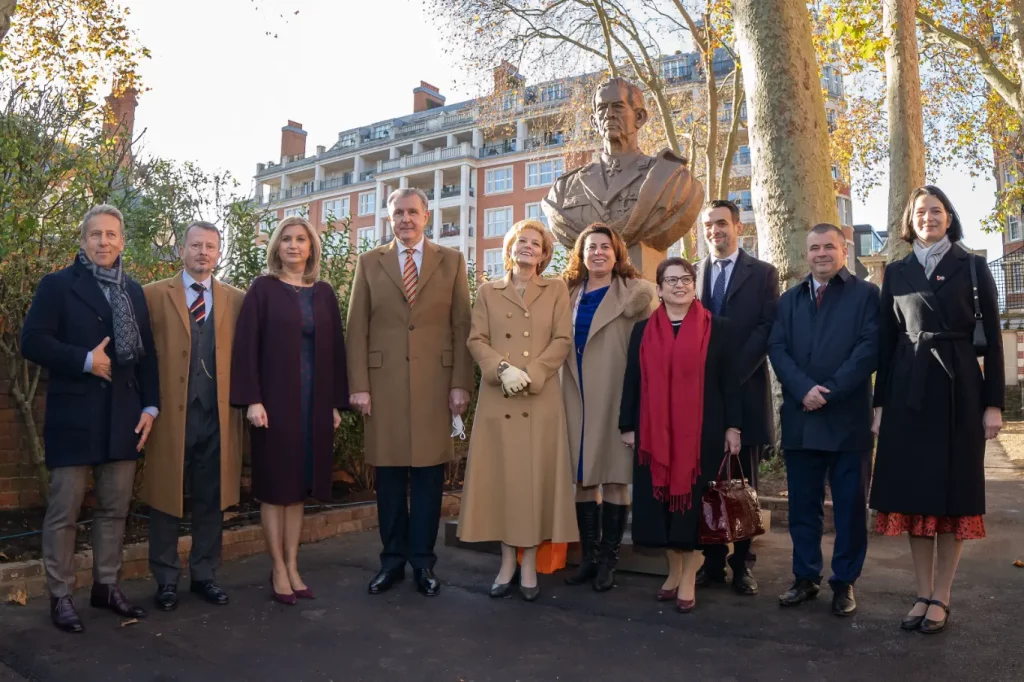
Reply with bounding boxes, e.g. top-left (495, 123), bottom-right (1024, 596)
top-left (768, 223), bottom-right (879, 617)
top-left (694, 199), bottom-right (779, 596)
top-left (22, 204), bottom-right (159, 633)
